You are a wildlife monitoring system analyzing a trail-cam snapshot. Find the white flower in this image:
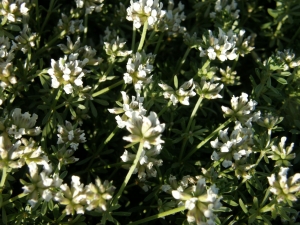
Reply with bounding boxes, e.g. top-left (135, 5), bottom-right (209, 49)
top-left (126, 0), bottom-right (166, 29)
